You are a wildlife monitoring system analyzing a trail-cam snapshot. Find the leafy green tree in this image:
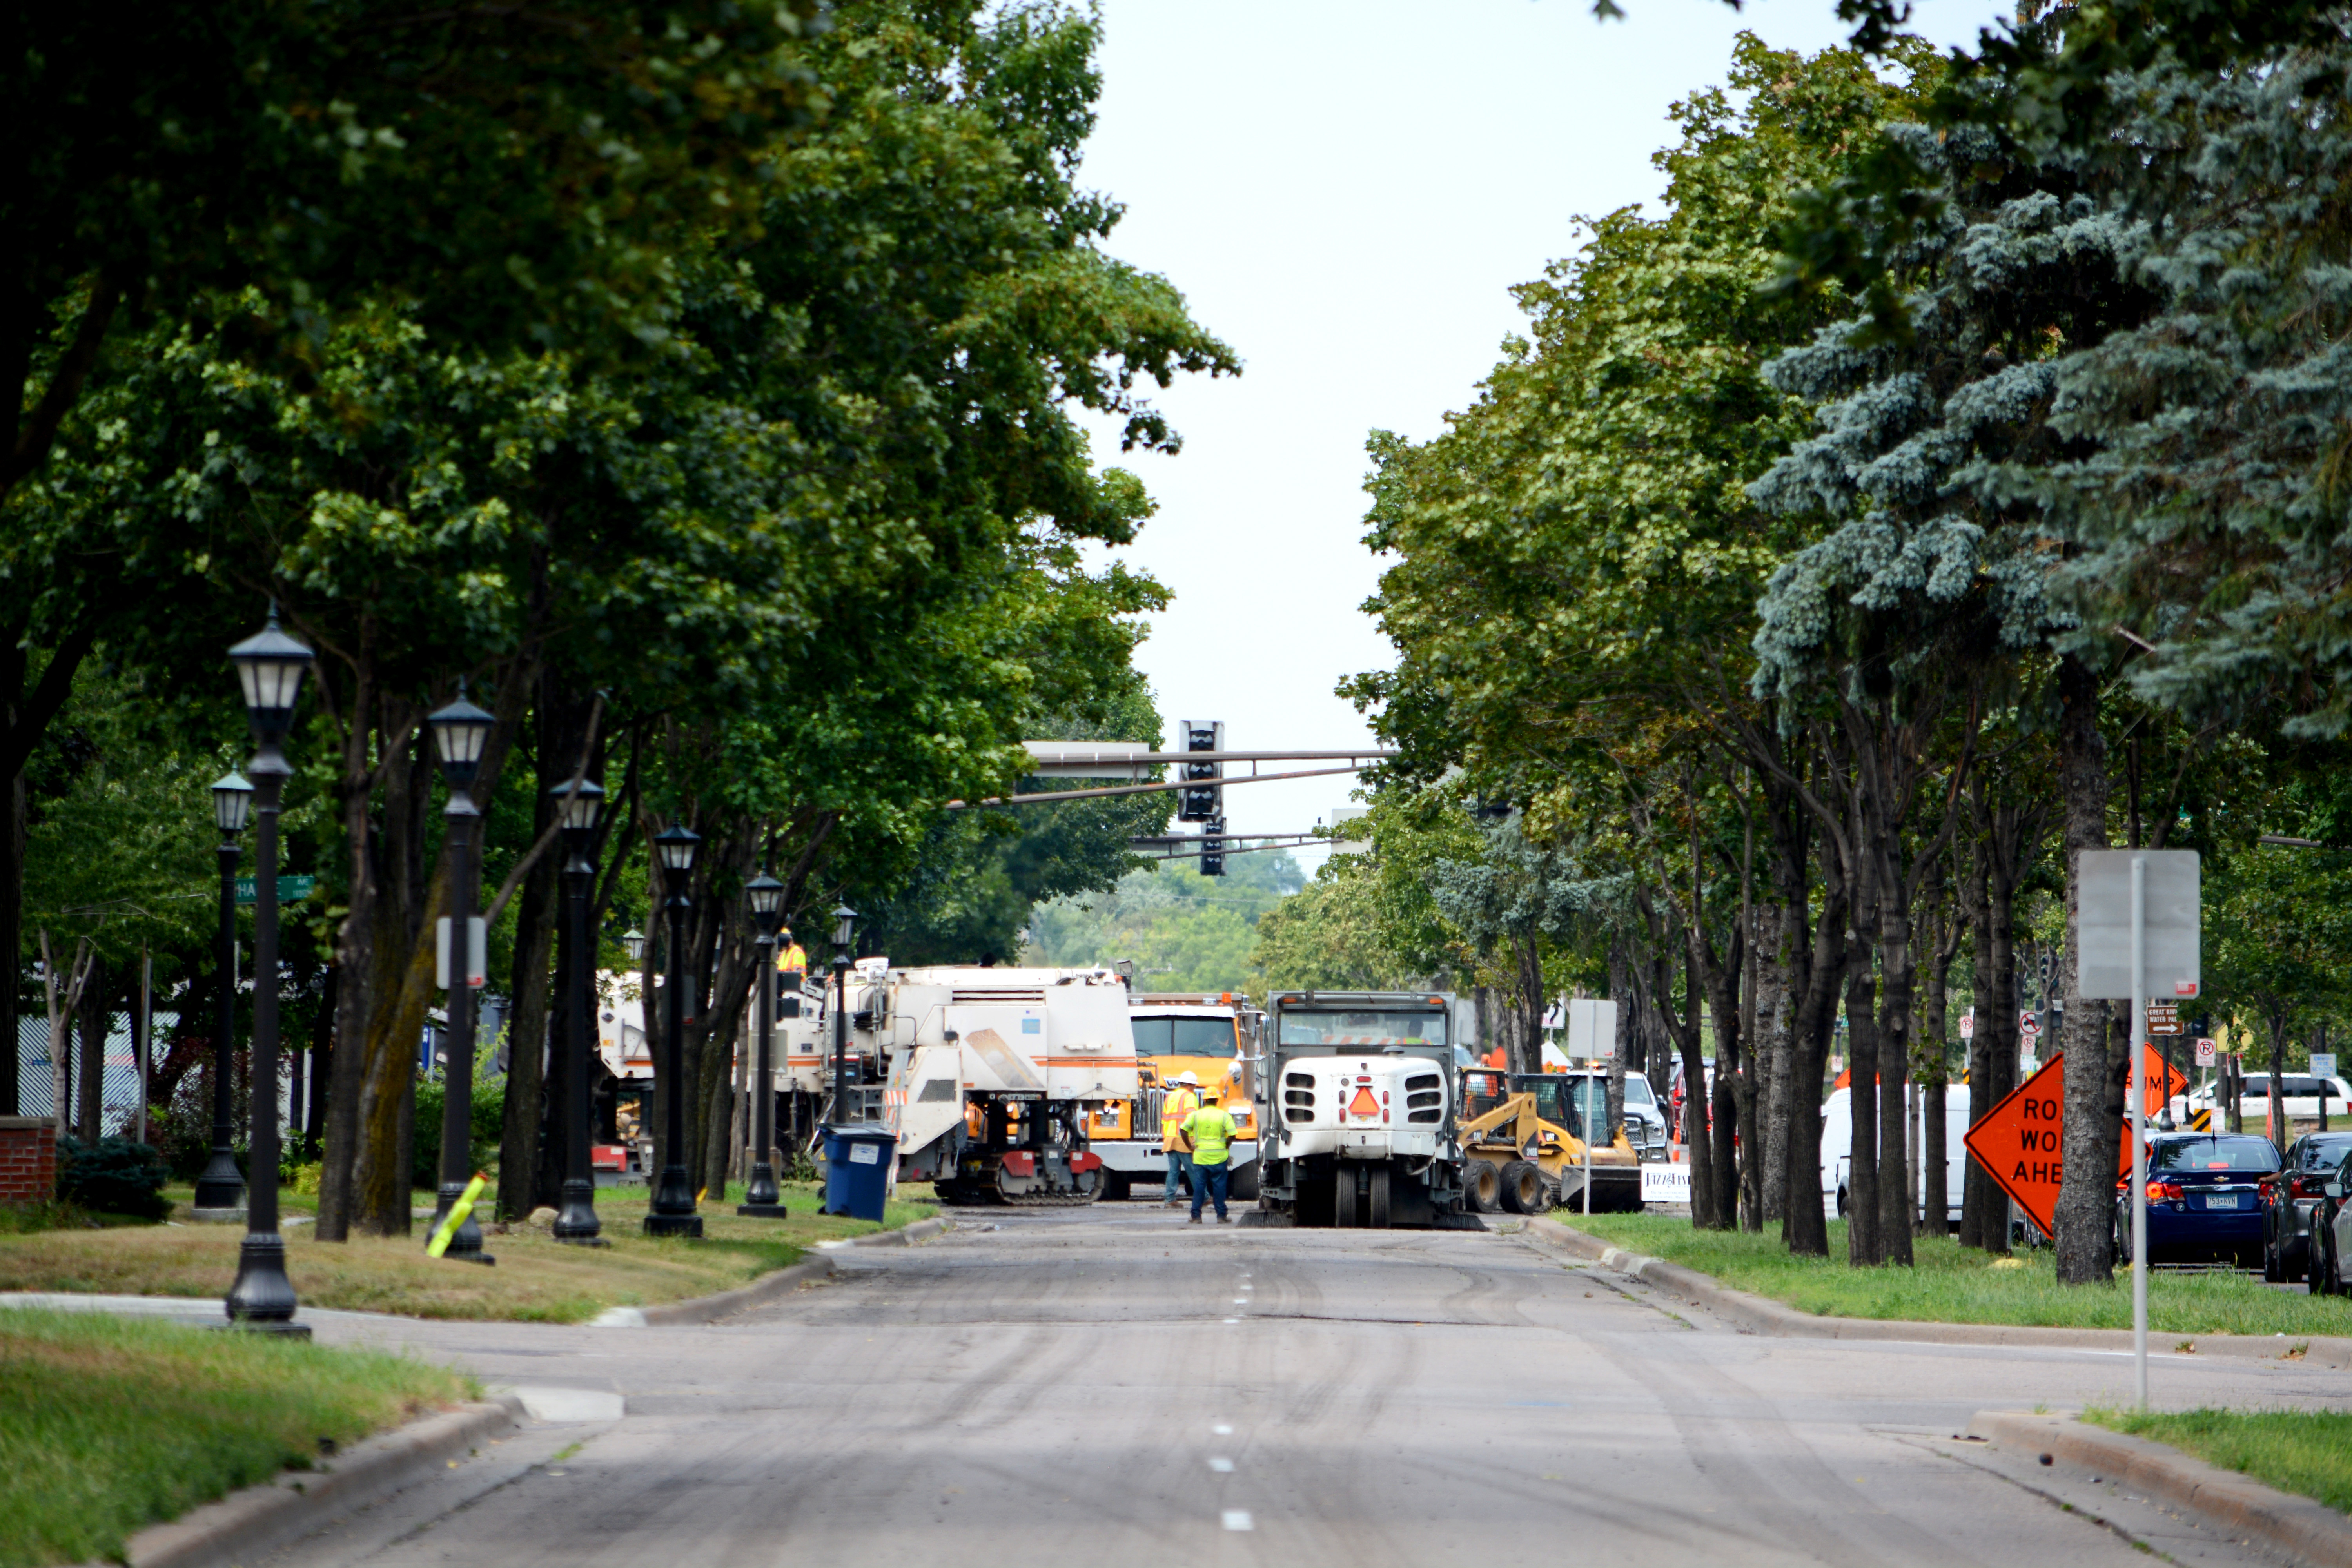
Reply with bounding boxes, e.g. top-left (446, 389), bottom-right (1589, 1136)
top-left (1028, 853), bottom-right (1301, 993)
top-left (0, 1), bottom-right (834, 1080)
top-left (1345, 36), bottom-right (1936, 1247)
top-left (1250, 875), bottom-right (1432, 995)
